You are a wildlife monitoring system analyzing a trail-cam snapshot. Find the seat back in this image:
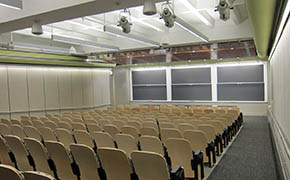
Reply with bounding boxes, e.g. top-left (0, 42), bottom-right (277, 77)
top-left (5, 135), bottom-right (33, 171)
top-left (0, 123), bottom-right (12, 136)
top-left (160, 128), bottom-right (183, 142)
top-left (159, 122), bottom-right (175, 128)
top-left (74, 130), bottom-right (95, 149)
top-left (70, 144), bottom-right (100, 180)
top-left (103, 125), bottom-right (120, 138)
top-left (55, 128), bottom-right (74, 149)
top-left (178, 123), bottom-right (195, 133)
top-left (45, 141), bottom-right (77, 180)
top-left (0, 164), bottom-right (24, 180)
top-left (139, 136), bottom-right (164, 156)
top-left (93, 132), bottom-right (115, 148)
top-left (21, 120), bottom-right (33, 126)
top-left (140, 127), bottom-right (159, 137)
top-left (71, 123), bottom-right (85, 131)
top-left (127, 121), bottom-right (142, 131)
top-left (165, 138), bottom-right (194, 178)
top-left (11, 119), bottom-right (22, 126)
top-left (11, 125), bottom-right (27, 140)
top-left (23, 171), bottom-right (55, 180)
top-left (57, 122), bottom-right (72, 131)
top-left (198, 124), bottom-right (216, 141)
top-left (23, 138), bottom-right (53, 176)
top-left (31, 120), bottom-right (44, 129)
top-left (86, 124), bottom-right (102, 136)
top-left (44, 121), bottom-right (57, 130)
top-left (142, 122), bottom-right (158, 130)
top-left (98, 148), bottom-right (131, 180)
top-left (112, 120), bottom-right (125, 129)
top-left (131, 151), bottom-right (170, 180)
top-left (183, 130), bottom-right (208, 154)
top-left (23, 126), bottom-right (42, 142)
top-left (115, 134), bottom-right (138, 158)
top-left (121, 126), bottom-right (139, 140)
top-left (0, 136), bottom-right (14, 166)
top-left (39, 128), bottom-right (57, 142)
